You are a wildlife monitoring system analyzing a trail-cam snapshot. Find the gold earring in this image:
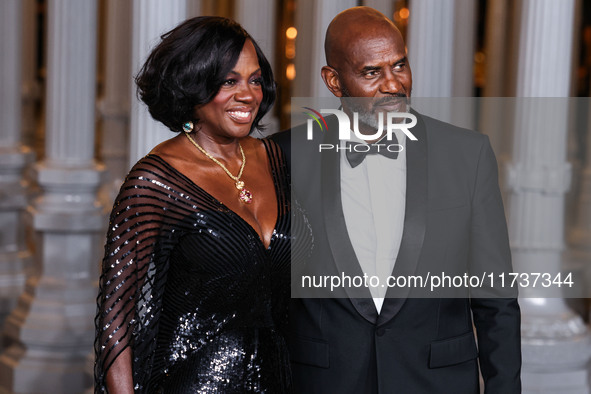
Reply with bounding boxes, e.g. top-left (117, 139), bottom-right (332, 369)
top-left (182, 121), bottom-right (194, 133)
